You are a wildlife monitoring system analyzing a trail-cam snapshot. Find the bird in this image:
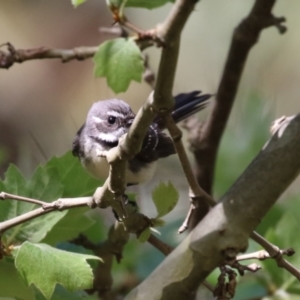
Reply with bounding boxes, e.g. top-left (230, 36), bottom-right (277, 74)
top-left (72, 91), bottom-right (211, 185)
